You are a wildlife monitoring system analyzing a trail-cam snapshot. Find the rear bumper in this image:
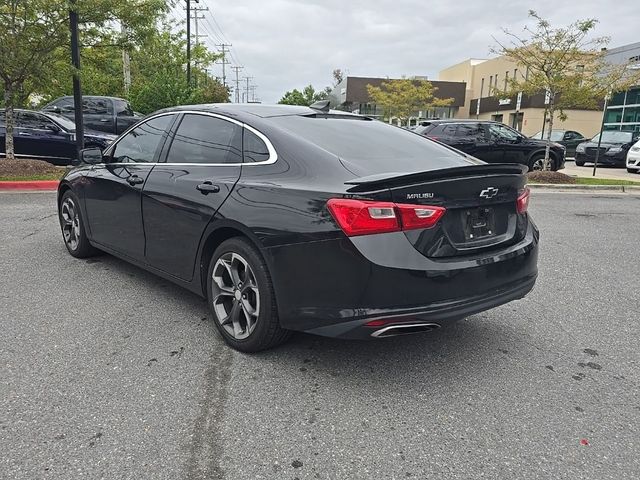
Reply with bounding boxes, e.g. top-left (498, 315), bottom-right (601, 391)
top-left (266, 220), bottom-right (539, 338)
